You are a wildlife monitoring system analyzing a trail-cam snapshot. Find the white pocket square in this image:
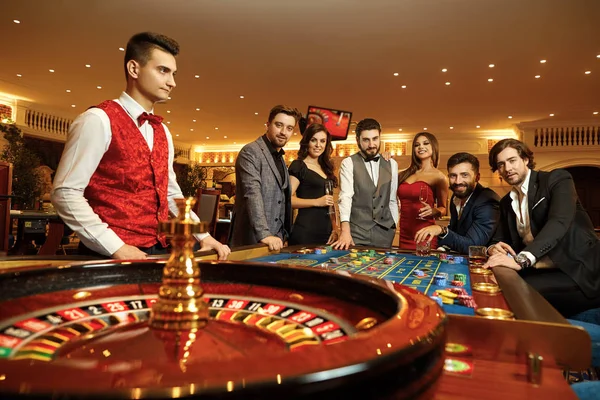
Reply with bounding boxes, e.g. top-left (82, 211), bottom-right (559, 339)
top-left (532, 197), bottom-right (546, 210)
